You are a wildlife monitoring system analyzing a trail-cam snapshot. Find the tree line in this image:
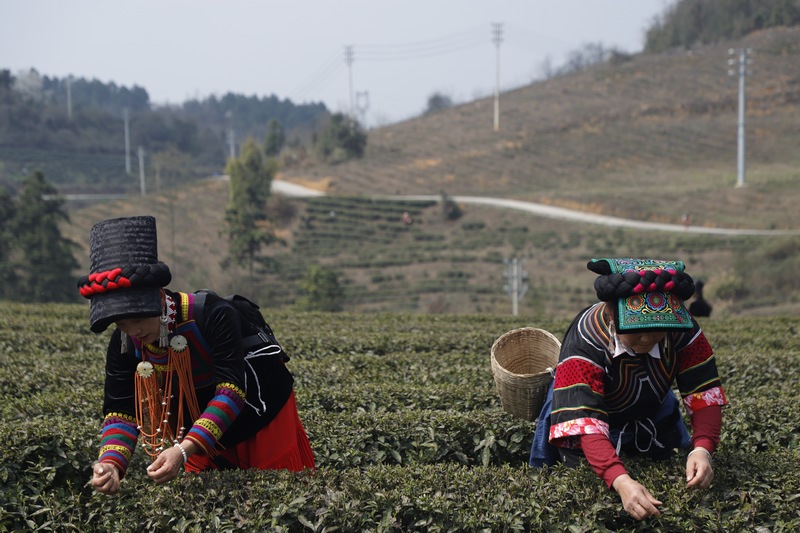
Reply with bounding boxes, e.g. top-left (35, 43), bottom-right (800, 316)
top-left (0, 126), bottom-right (358, 307)
top-left (0, 69), bottom-right (354, 194)
top-left (645, 0), bottom-right (800, 52)
top-left (0, 65), bottom-right (367, 304)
